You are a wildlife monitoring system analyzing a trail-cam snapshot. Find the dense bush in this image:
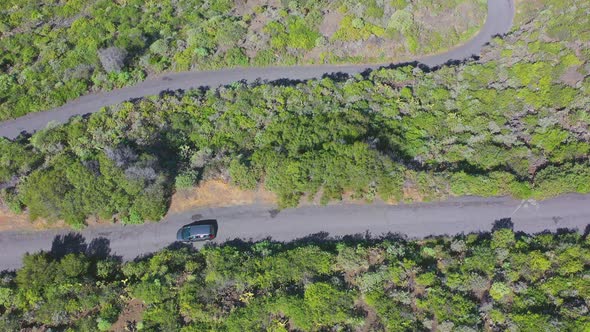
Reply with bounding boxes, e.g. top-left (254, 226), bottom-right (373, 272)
top-left (0, 0), bottom-right (588, 227)
top-left (1, 227), bottom-right (588, 331)
top-left (0, 0), bottom-right (485, 120)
